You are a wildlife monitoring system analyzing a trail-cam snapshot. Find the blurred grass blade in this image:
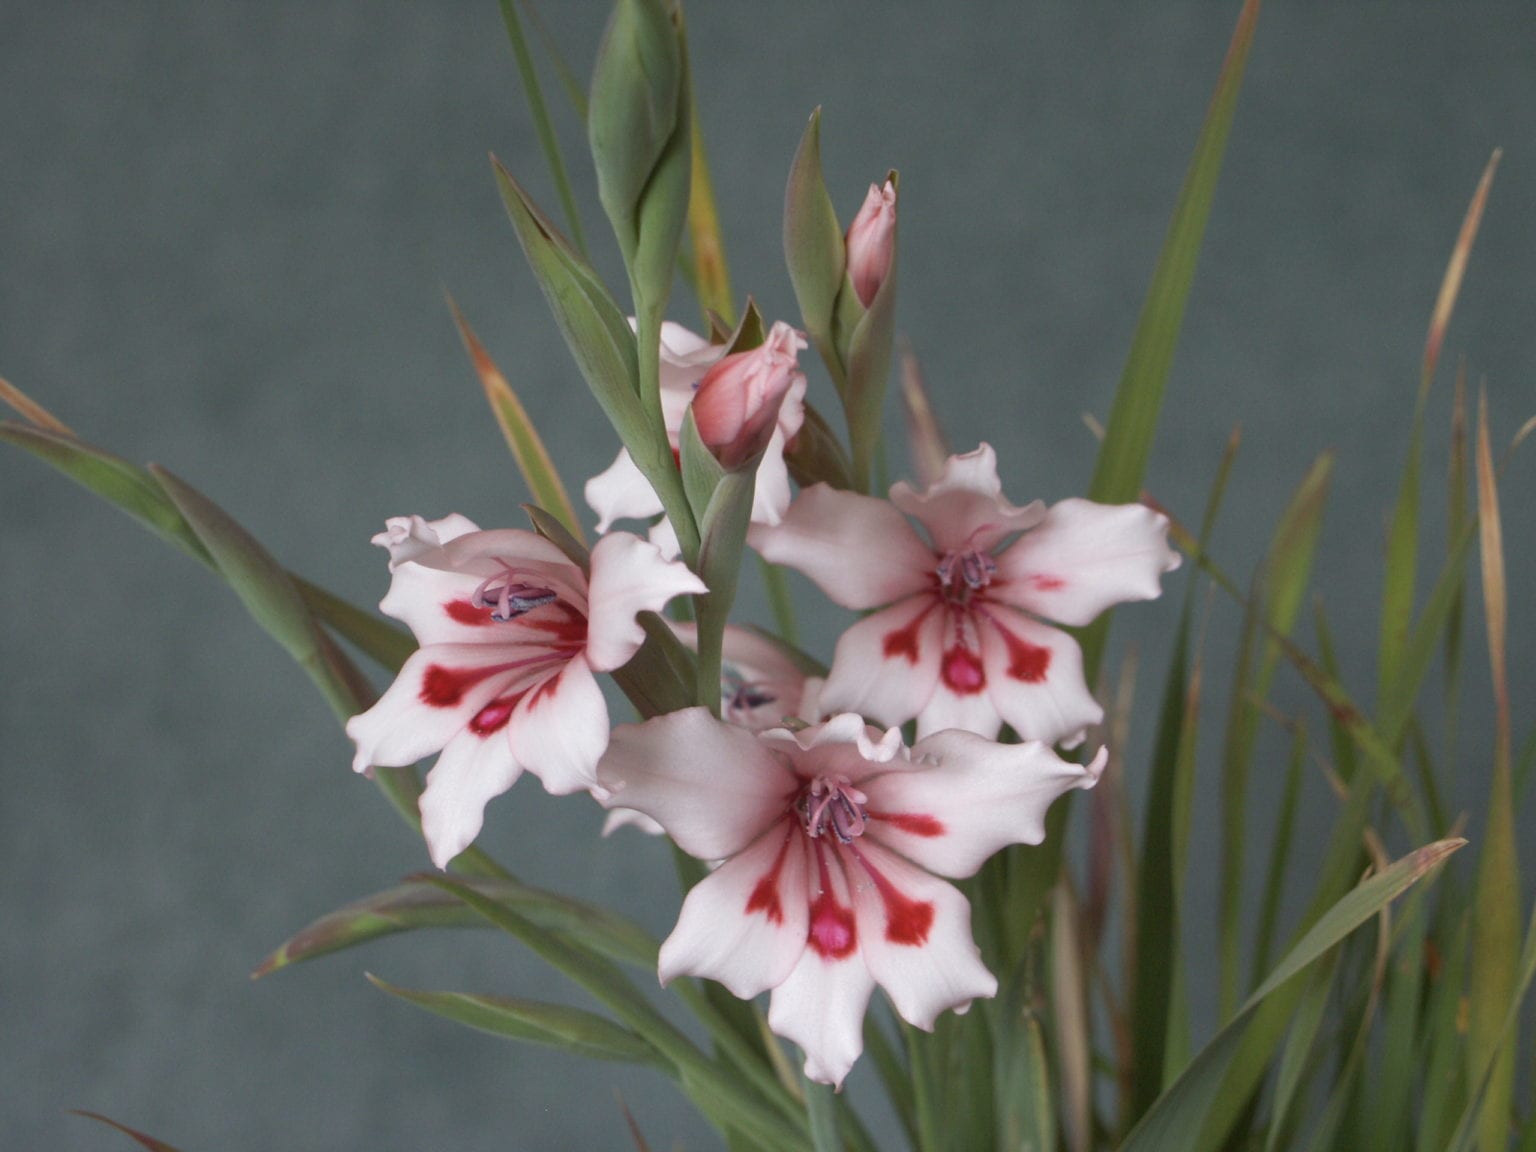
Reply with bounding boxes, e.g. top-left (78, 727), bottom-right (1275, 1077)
top-left (496, 0), bottom-right (587, 256)
top-left (1219, 454), bottom-right (1332, 1017)
top-left (1261, 952), bottom-right (1339, 1152)
top-left (899, 335), bottom-right (949, 487)
top-left (1081, 0), bottom-right (1260, 680)
top-left (687, 105), bottom-right (734, 327)
top-left (1416, 912), bottom-right (1471, 1152)
top-left (1251, 720), bottom-right (1306, 982)
top-left (996, 1008), bottom-right (1057, 1152)
top-left (1367, 890), bottom-right (1430, 1152)
top-left (1119, 838), bottom-right (1464, 1152)
top-left (367, 974), bottom-right (662, 1064)
top-left (1444, 365), bottom-right (1470, 760)
top-left (518, 0), bottom-right (587, 119)
top-left (1380, 151), bottom-right (1499, 722)
top-left (1053, 882), bottom-right (1092, 1152)
top-left (448, 295), bottom-right (585, 542)
top-left (0, 373), bottom-right (74, 433)
top-left (801, 1075), bottom-right (842, 1152)
top-left (1467, 388), bottom-right (1519, 1152)
top-left (253, 875), bottom-right (660, 978)
top-left (69, 1113), bottom-right (187, 1152)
